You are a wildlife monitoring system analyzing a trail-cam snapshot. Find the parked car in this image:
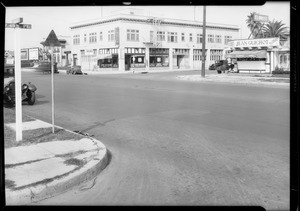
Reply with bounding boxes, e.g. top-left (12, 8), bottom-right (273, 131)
top-left (209, 63), bottom-right (217, 70)
top-left (36, 61), bottom-right (59, 74)
top-left (213, 60), bottom-right (235, 74)
top-left (4, 64), bottom-right (37, 105)
top-left (67, 65), bottom-right (83, 75)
